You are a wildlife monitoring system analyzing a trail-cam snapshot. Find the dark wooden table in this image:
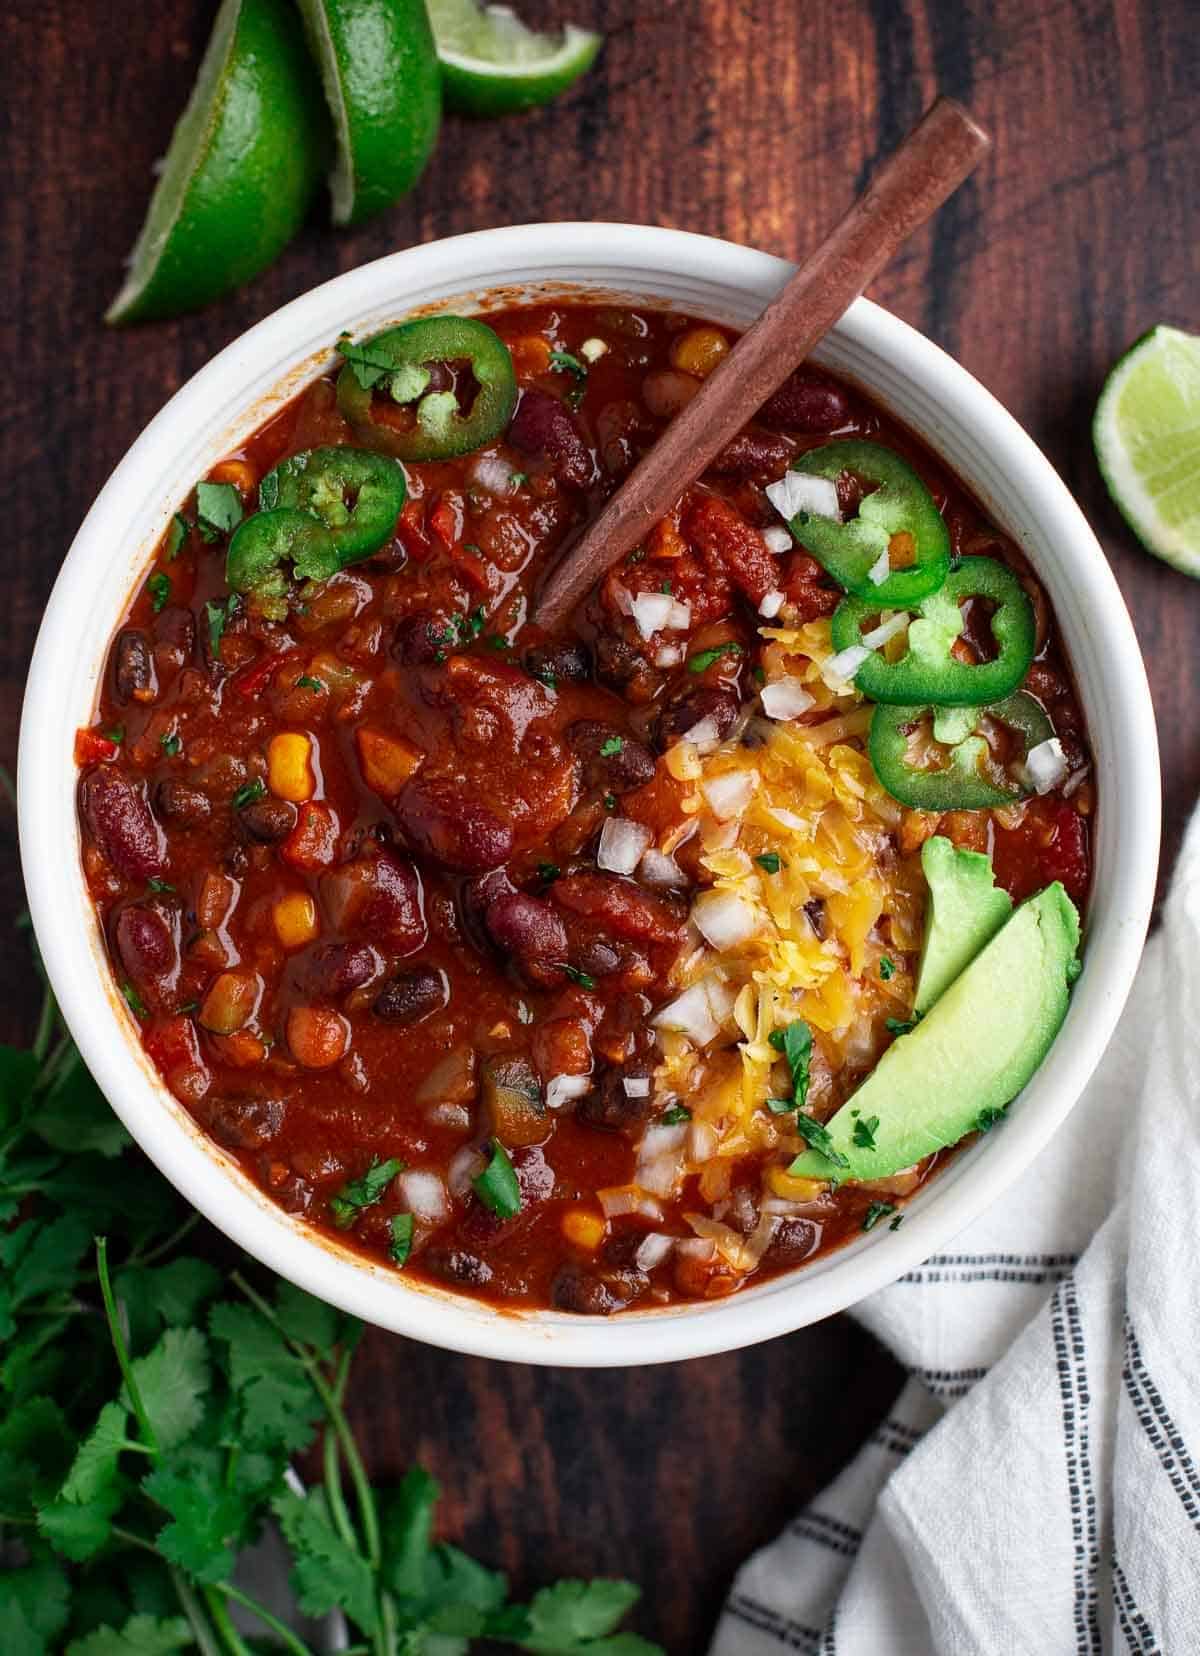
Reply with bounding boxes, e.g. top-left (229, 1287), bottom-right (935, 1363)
top-left (3, 1), bottom-right (1196, 1647)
